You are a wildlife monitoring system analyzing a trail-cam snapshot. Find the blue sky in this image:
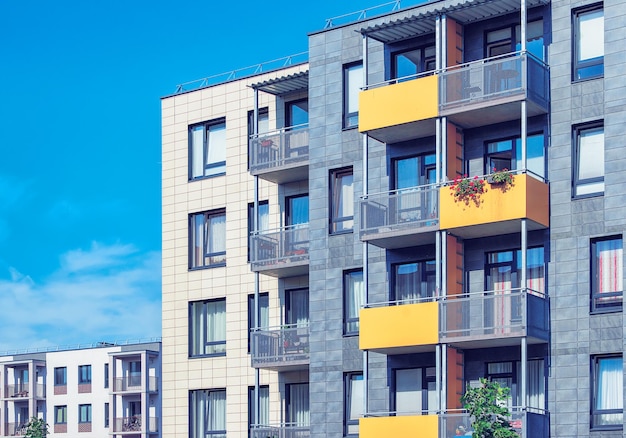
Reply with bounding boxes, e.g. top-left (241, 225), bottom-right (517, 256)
top-left (0, 0), bottom-right (422, 352)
